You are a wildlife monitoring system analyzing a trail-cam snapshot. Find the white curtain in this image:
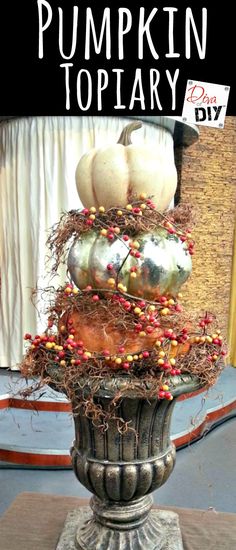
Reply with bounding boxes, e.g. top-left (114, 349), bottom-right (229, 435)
top-left (0, 116), bottom-right (175, 369)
